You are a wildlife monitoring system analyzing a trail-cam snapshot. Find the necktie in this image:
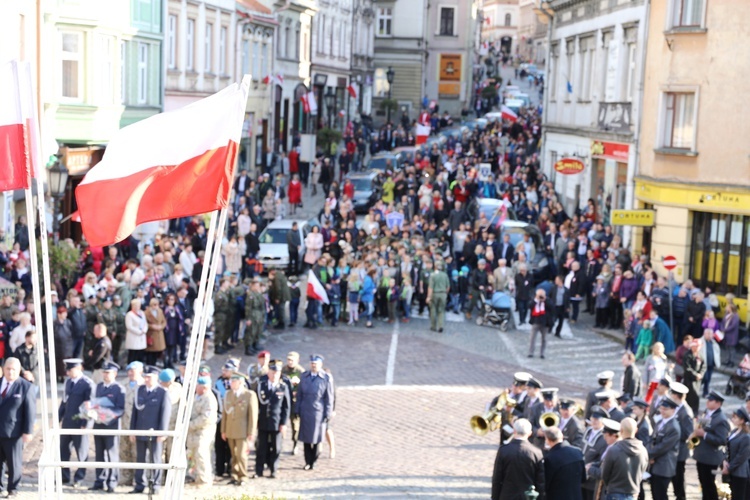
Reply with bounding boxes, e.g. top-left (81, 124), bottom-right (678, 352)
top-left (2, 383), bottom-right (8, 398)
